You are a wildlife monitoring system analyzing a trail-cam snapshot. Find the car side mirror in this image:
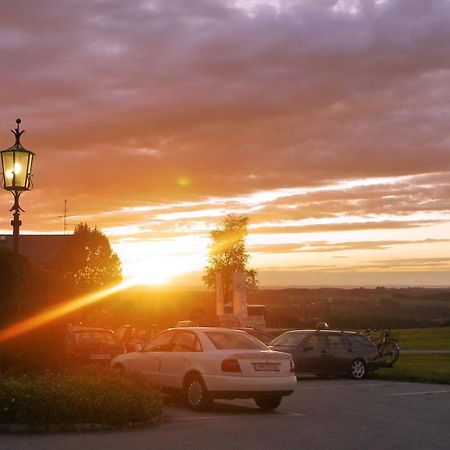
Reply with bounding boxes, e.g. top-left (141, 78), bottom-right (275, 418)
top-left (135, 343), bottom-right (144, 352)
top-left (267, 345), bottom-right (274, 350)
